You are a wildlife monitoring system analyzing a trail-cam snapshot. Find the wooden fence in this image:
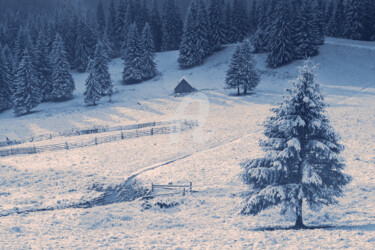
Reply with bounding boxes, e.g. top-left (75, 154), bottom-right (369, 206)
top-left (0, 120), bottom-right (198, 157)
top-left (143, 182), bottom-right (194, 199)
top-left (0, 119), bottom-right (194, 148)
